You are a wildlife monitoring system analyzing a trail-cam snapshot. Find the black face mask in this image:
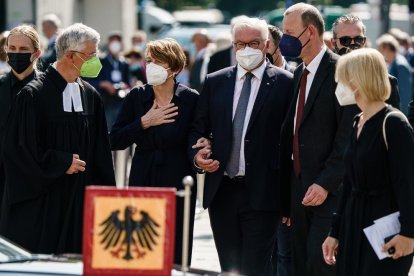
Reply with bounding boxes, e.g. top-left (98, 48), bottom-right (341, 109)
top-left (7, 52), bottom-right (33, 74)
top-left (335, 44), bottom-right (362, 56)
